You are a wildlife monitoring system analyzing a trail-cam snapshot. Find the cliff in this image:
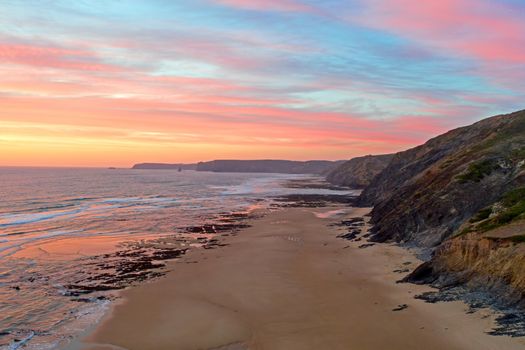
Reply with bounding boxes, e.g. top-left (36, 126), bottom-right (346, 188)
top-left (360, 109), bottom-right (525, 247)
top-left (405, 188), bottom-right (525, 309)
top-left (132, 163), bottom-right (197, 170)
top-left (411, 230), bottom-right (525, 308)
top-left (350, 109), bottom-right (525, 311)
top-left (325, 154), bottom-right (394, 188)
